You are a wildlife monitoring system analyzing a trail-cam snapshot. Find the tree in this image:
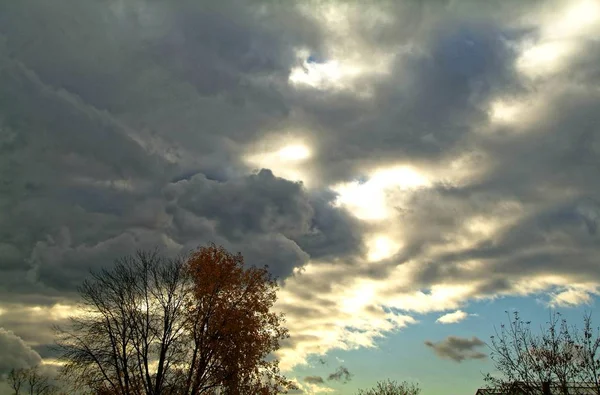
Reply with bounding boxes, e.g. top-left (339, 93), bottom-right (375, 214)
top-left (355, 379), bottom-right (421, 395)
top-left (55, 244), bottom-right (295, 395)
top-left (6, 365), bottom-right (59, 395)
top-left (484, 310), bottom-right (600, 395)
top-left (183, 244), bottom-right (293, 395)
top-left (7, 367), bottom-right (27, 395)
